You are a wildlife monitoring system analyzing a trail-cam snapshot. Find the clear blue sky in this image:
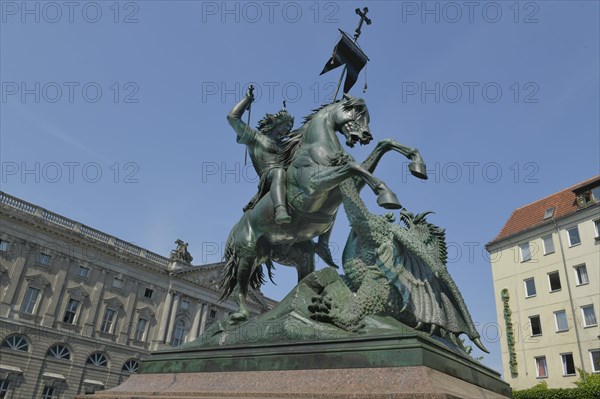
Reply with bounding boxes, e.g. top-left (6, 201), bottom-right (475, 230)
top-left (1, 1), bottom-right (599, 376)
